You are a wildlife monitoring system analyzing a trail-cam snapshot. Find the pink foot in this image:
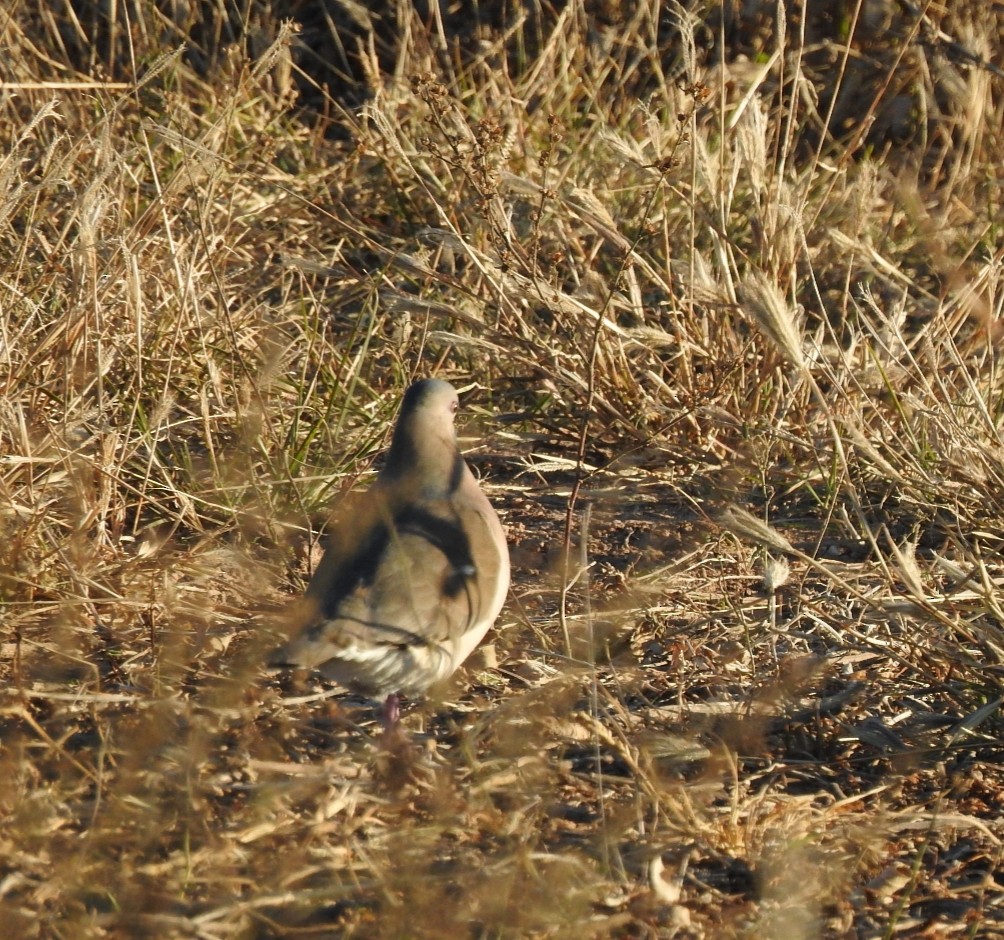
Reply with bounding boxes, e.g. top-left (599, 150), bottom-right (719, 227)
top-left (382, 693), bottom-right (401, 729)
